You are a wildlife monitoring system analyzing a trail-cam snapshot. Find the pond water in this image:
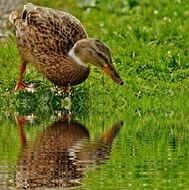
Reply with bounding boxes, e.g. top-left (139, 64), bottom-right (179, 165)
top-left (0, 106), bottom-right (189, 190)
